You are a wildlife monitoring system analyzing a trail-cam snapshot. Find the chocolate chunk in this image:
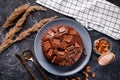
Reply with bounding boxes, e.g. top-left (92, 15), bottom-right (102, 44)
top-left (44, 53), bottom-right (52, 61)
top-left (48, 49), bottom-right (53, 56)
top-left (69, 49), bottom-right (77, 54)
top-left (69, 53), bottom-right (76, 58)
top-left (54, 32), bottom-right (62, 39)
top-left (70, 29), bottom-right (77, 35)
top-left (42, 33), bottom-right (51, 41)
top-left (71, 36), bottom-right (75, 45)
top-left (75, 42), bottom-right (81, 47)
top-left (55, 55), bottom-right (66, 63)
top-left (53, 49), bottom-right (58, 55)
top-left (75, 35), bottom-right (82, 45)
top-left (75, 52), bottom-right (81, 59)
top-left (47, 30), bottom-right (55, 36)
top-left (52, 38), bottom-right (60, 46)
top-left (67, 45), bottom-right (74, 51)
top-left (67, 59), bottom-right (74, 66)
top-left (63, 35), bottom-right (73, 43)
top-left (60, 41), bottom-right (68, 49)
top-left (57, 51), bottom-right (65, 56)
top-left (51, 26), bottom-right (58, 33)
top-left (59, 60), bottom-right (67, 66)
top-left (51, 56), bottom-right (56, 63)
top-left (42, 41), bottom-right (51, 52)
top-left (68, 51), bottom-right (79, 62)
top-left (76, 47), bottom-right (83, 53)
top-left (58, 26), bottom-right (67, 33)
